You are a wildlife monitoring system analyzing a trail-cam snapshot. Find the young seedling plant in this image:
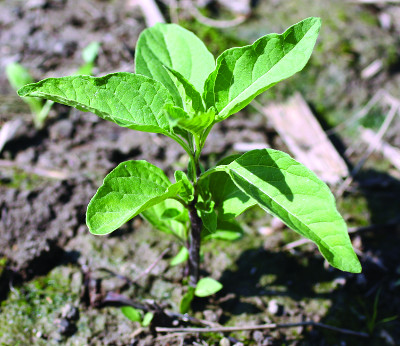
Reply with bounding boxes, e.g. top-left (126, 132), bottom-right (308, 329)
top-left (7, 42), bottom-right (100, 129)
top-left (18, 17), bottom-right (361, 314)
